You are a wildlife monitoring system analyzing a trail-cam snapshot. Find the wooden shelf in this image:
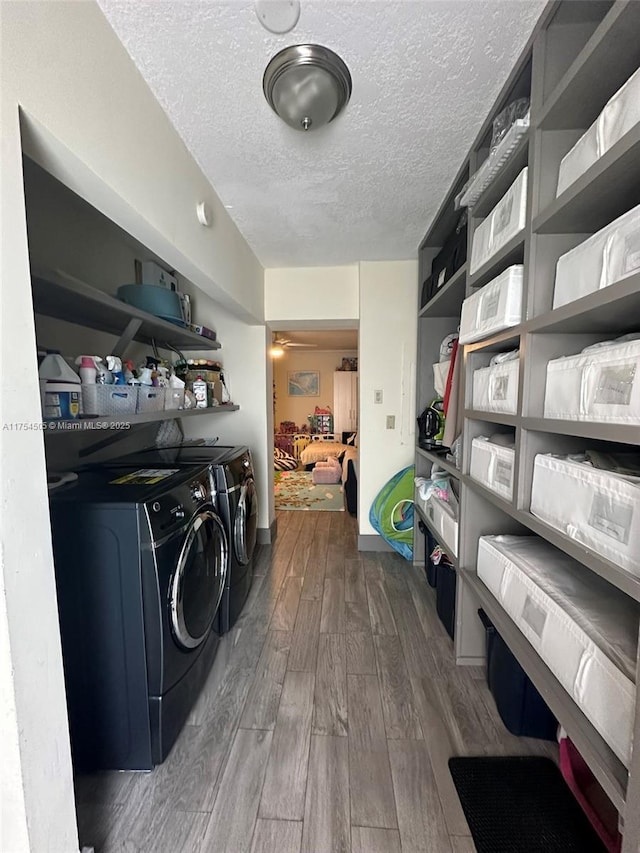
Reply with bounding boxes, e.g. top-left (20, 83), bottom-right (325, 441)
top-left (416, 446), bottom-right (461, 480)
top-left (537, 0), bottom-right (640, 130)
top-left (464, 410), bottom-right (519, 428)
top-left (521, 416), bottom-right (639, 446)
top-left (44, 404), bottom-right (239, 435)
top-left (465, 571), bottom-right (628, 813)
top-left (419, 265), bottom-right (467, 318)
top-left (533, 124), bottom-right (640, 234)
top-left (414, 504), bottom-right (459, 568)
top-left (463, 327), bottom-right (521, 353)
top-left (527, 272), bottom-right (640, 335)
top-left (31, 266), bottom-right (221, 352)
top-left (468, 233), bottom-right (525, 289)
